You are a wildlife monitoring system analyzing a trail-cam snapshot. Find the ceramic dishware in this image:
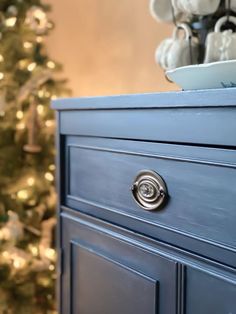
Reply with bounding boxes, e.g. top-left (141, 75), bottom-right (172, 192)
top-left (156, 23), bottom-right (199, 70)
top-left (172, 0), bottom-right (220, 15)
top-left (204, 15), bottom-right (236, 63)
